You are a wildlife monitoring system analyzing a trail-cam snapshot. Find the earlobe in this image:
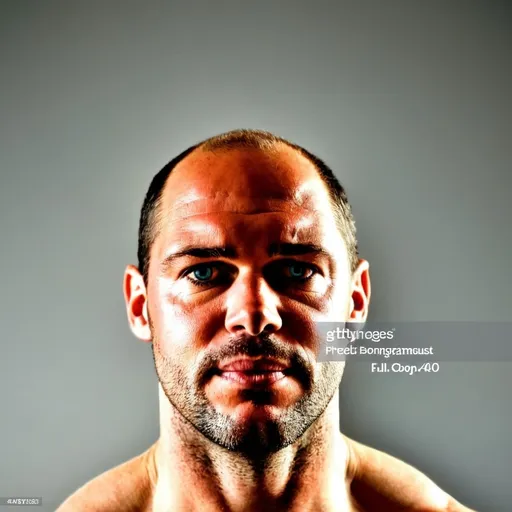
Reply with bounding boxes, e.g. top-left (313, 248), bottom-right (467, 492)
top-left (349, 260), bottom-right (371, 321)
top-left (123, 265), bottom-right (152, 342)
